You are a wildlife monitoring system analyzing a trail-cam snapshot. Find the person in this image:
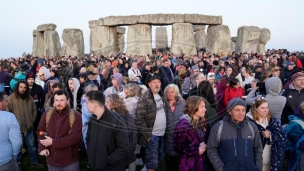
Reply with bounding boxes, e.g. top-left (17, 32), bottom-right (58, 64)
top-left (86, 90), bottom-right (129, 171)
top-left (37, 90), bottom-right (82, 170)
top-left (281, 72), bottom-right (304, 124)
top-left (285, 101), bottom-right (304, 171)
top-left (123, 83), bottom-right (139, 119)
top-left (36, 66), bottom-right (54, 94)
top-left (242, 68), bottom-right (255, 88)
top-left (159, 59), bottom-right (174, 90)
top-left (163, 84), bottom-right (185, 171)
top-left (136, 73), bottom-right (166, 171)
top-left (173, 96), bottom-right (208, 171)
top-left (246, 97), bottom-right (286, 171)
top-left (128, 60), bottom-right (142, 84)
top-left (207, 98), bottom-right (263, 171)
top-left (80, 84), bottom-right (98, 149)
top-left (44, 82), bottom-right (61, 110)
top-left (6, 80), bottom-right (44, 170)
top-left (0, 92), bottom-right (22, 171)
top-left (79, 73), bottom-right (94, 90)
top-left (67, 78), bottom-right (83, 112)
top-left (186, 72), bottom-right (206, 99)
top-left (224, 78), bottom-right (245, 107)
top-left (105, 94), bottom-right (137, 171)
top-left (9, 63), bottom-right (30, 91)
top-left (0, 65), bottom-right (12, 95)
top-left (103, 73), bottom-right (124, 97)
